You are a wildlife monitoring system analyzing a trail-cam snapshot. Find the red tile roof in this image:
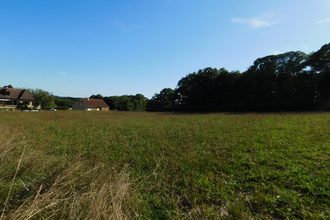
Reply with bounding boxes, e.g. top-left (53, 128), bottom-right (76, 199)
top-left (81, 98), bottom-right (109, 108)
